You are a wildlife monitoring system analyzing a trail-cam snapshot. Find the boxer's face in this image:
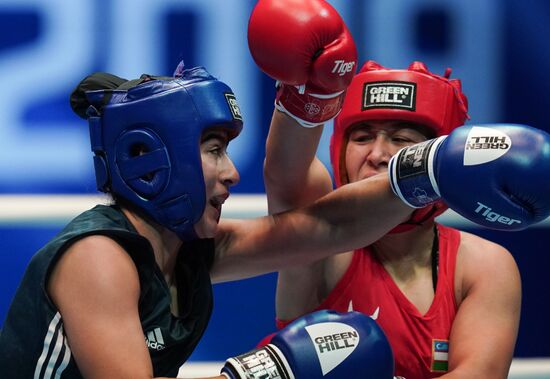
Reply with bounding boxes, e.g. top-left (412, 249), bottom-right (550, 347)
top-left (345, 120), bottom-right (429, 183)
top-left (194, 127), bottom-right (240, 238)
